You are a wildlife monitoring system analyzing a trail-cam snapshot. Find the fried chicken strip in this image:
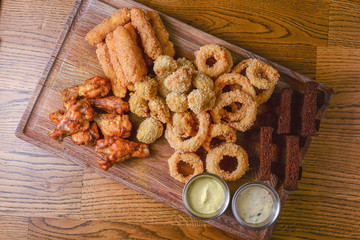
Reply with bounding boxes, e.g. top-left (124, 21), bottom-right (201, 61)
top-left (86, 8), bottom-right (131, 45)
top-left (96, 42), bottom-right (127, 98)
top-left (147, 11), bottom-right (175, 57)
top-left (130, 8), bottom-right (162, 60)
top-left (94, 113), bottom-right (132, 138)
top-left (49, 99), bottom-right (94, 141)
top-left (96, 138), bottom-right (150, 170)
top-left (113, 26), bottom-right (147, 84)
top-left (89, 96), bottom-right (129, 115)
